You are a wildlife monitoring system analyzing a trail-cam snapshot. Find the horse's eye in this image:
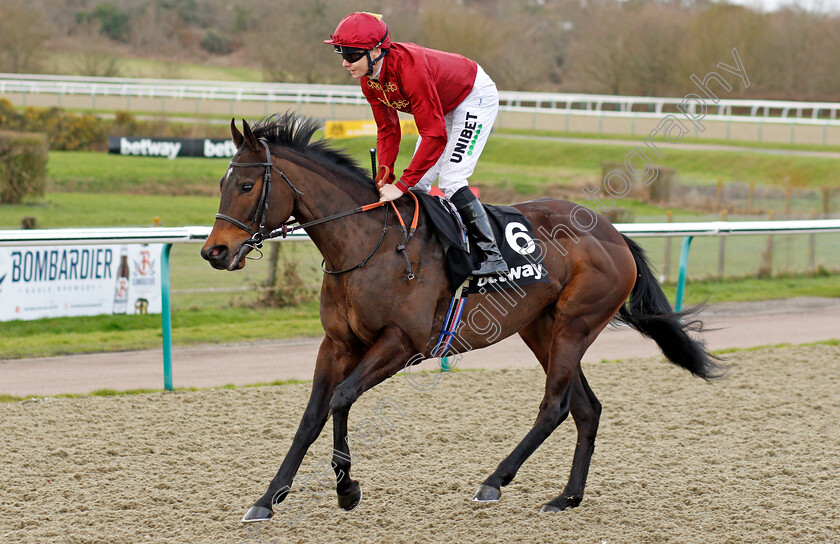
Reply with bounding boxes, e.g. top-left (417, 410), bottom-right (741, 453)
top-left (239, 182), bottom-right (254, 193)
